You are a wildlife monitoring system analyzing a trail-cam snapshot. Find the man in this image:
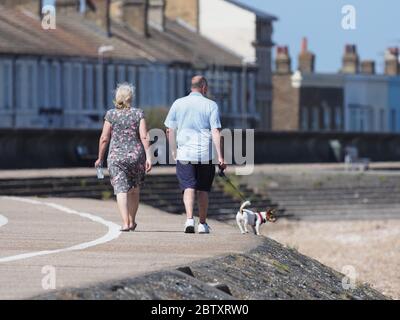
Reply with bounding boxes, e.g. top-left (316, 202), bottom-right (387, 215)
top-left (164, 76), bottom-right (226, 234)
